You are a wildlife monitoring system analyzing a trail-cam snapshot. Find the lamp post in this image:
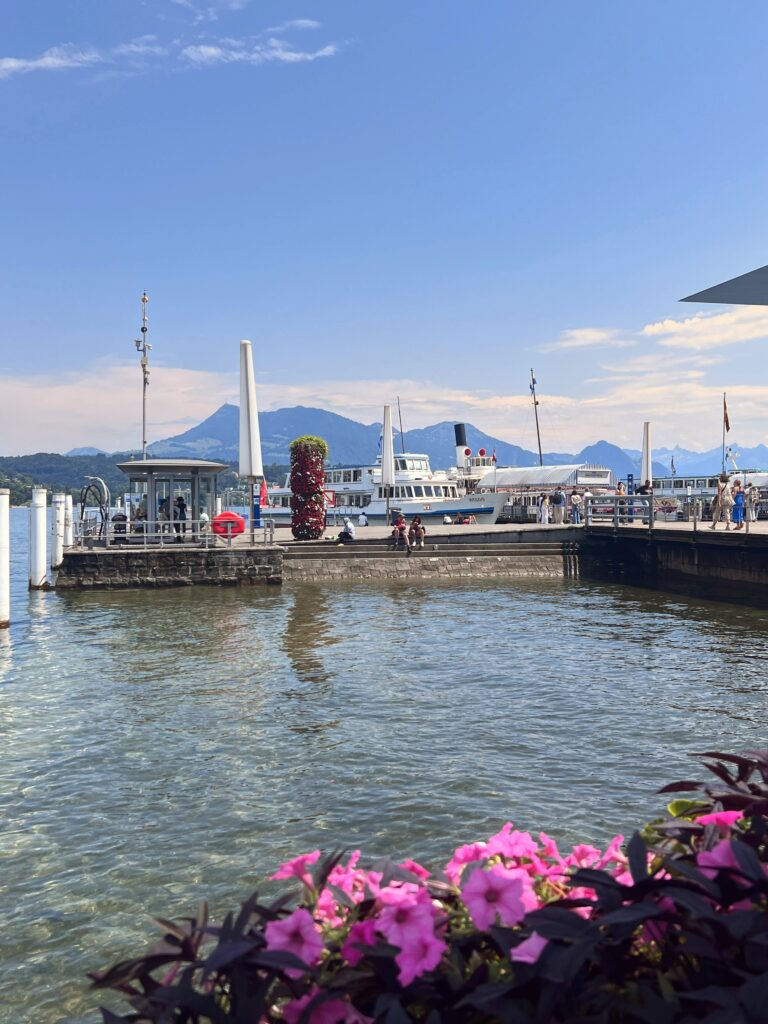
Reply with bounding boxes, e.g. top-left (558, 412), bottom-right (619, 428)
top-left (134, 292), bottom-right (152, 460)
